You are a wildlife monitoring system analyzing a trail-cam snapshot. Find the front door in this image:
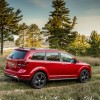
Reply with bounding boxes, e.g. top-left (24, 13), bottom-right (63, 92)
top-left (60, 53), bottom-right (78, 78)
